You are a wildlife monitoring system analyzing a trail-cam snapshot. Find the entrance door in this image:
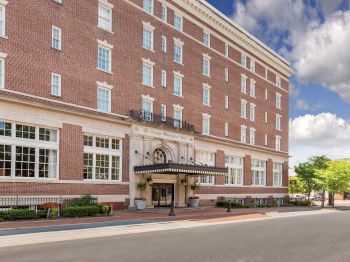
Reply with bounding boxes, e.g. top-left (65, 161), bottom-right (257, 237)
top-left (152, 183), bottom-right (174, 207)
